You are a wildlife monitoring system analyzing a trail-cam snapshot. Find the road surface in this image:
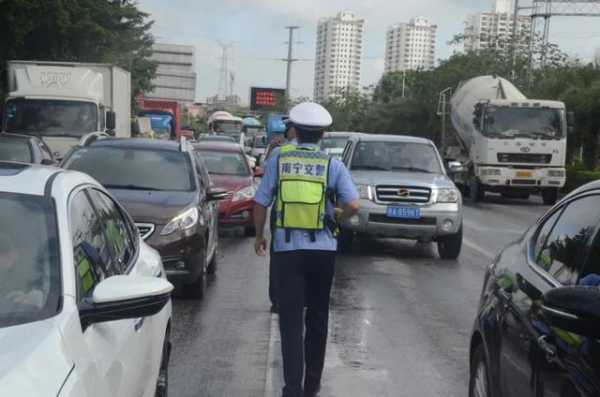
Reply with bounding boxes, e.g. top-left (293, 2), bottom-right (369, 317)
top-left (169, 196), bottom-right (549, 397)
